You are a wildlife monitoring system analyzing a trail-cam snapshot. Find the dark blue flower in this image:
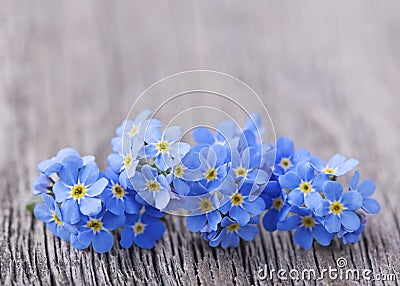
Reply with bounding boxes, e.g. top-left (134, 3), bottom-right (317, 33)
top-left (208, 216), bottom-right (259, 249)
top-left (261, 181), bottom-right (291, 232)
top-left (120, 212), bottom-right (165, 249)
top-left (34, 194), bottom-right (75, 241)
top-left (101, 168), bottom-right (142, 216)
top-left (71, 209), bottom-right (125, 253)
top-left (278, 162), bottom-right (328, 209)
top-left (315, 181), bottom-right (363, 233)
top-left (349, 171), bottom-right (380, 214)
top-left (277, 206), bottom-right (334, 249)
top-left (273, 137), bottom-right (310, 176)
top-left (53, 157), bottom-right (108, 224)
top-left (310, 154), bottom-right (358, 178)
